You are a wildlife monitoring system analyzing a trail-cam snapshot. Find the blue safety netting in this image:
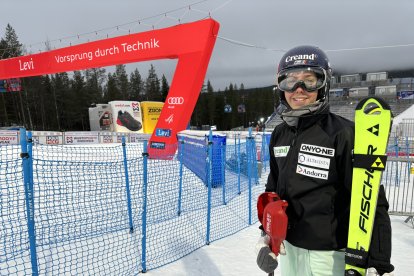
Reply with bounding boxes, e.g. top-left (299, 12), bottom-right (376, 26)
top-left (1, 130), bottom-right (268, 275)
